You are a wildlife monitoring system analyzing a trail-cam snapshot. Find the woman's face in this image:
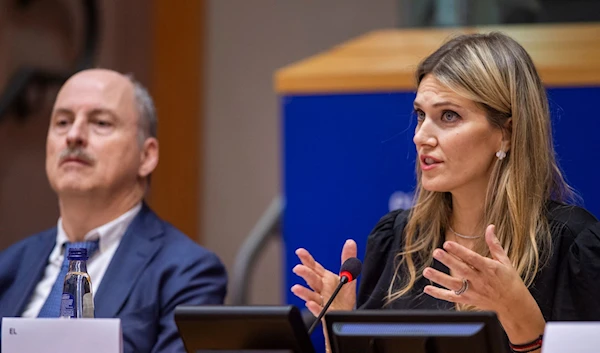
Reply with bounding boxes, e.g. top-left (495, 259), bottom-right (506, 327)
top-left (413, 75), bottom-right (505, 196)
